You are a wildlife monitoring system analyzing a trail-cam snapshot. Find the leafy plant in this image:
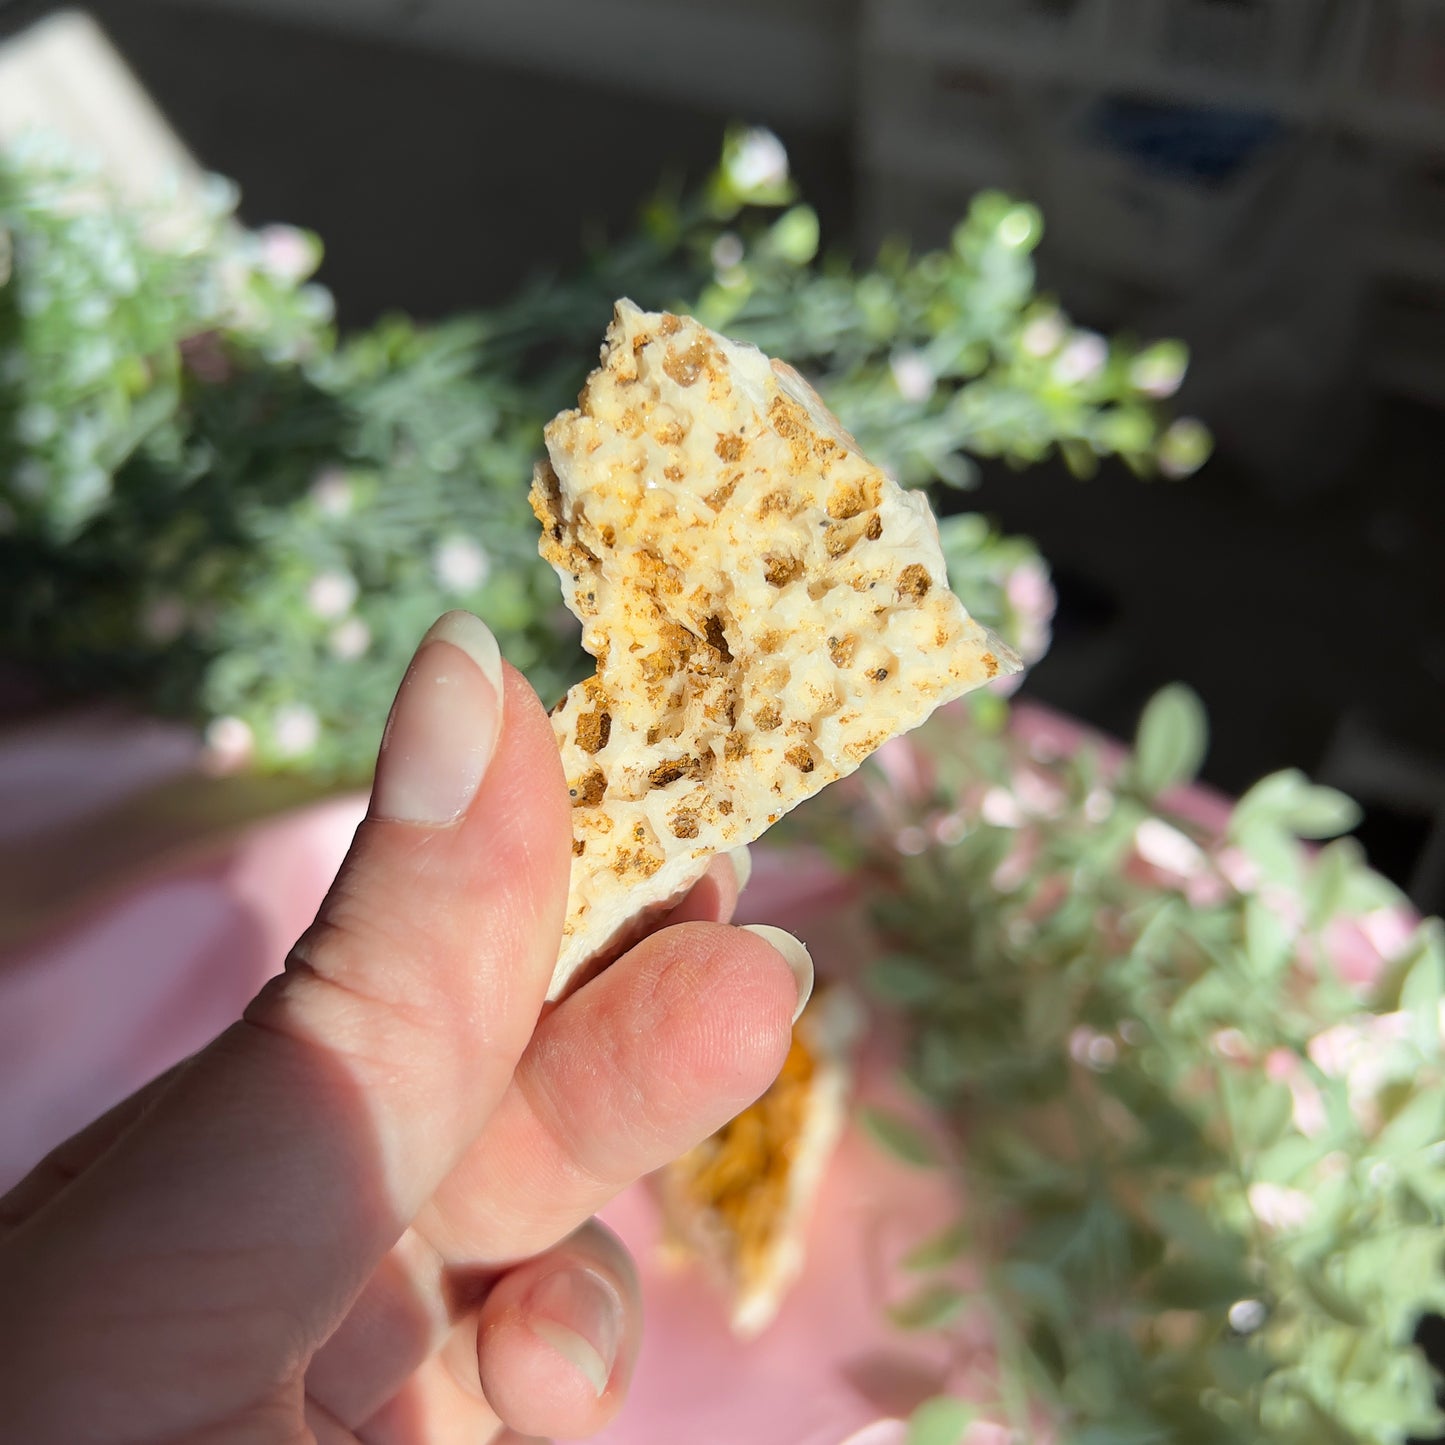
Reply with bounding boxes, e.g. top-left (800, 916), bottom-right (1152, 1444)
top-left (1, 127), bottom-right (1198, 778)
top-left (818, 690), bottom-right (1445, 1444)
